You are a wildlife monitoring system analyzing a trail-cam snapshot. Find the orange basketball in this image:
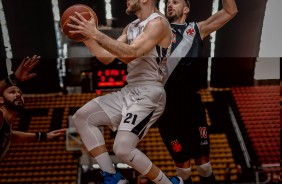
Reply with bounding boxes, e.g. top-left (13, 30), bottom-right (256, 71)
top-left (61, 4), bottom-right (98, 42)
